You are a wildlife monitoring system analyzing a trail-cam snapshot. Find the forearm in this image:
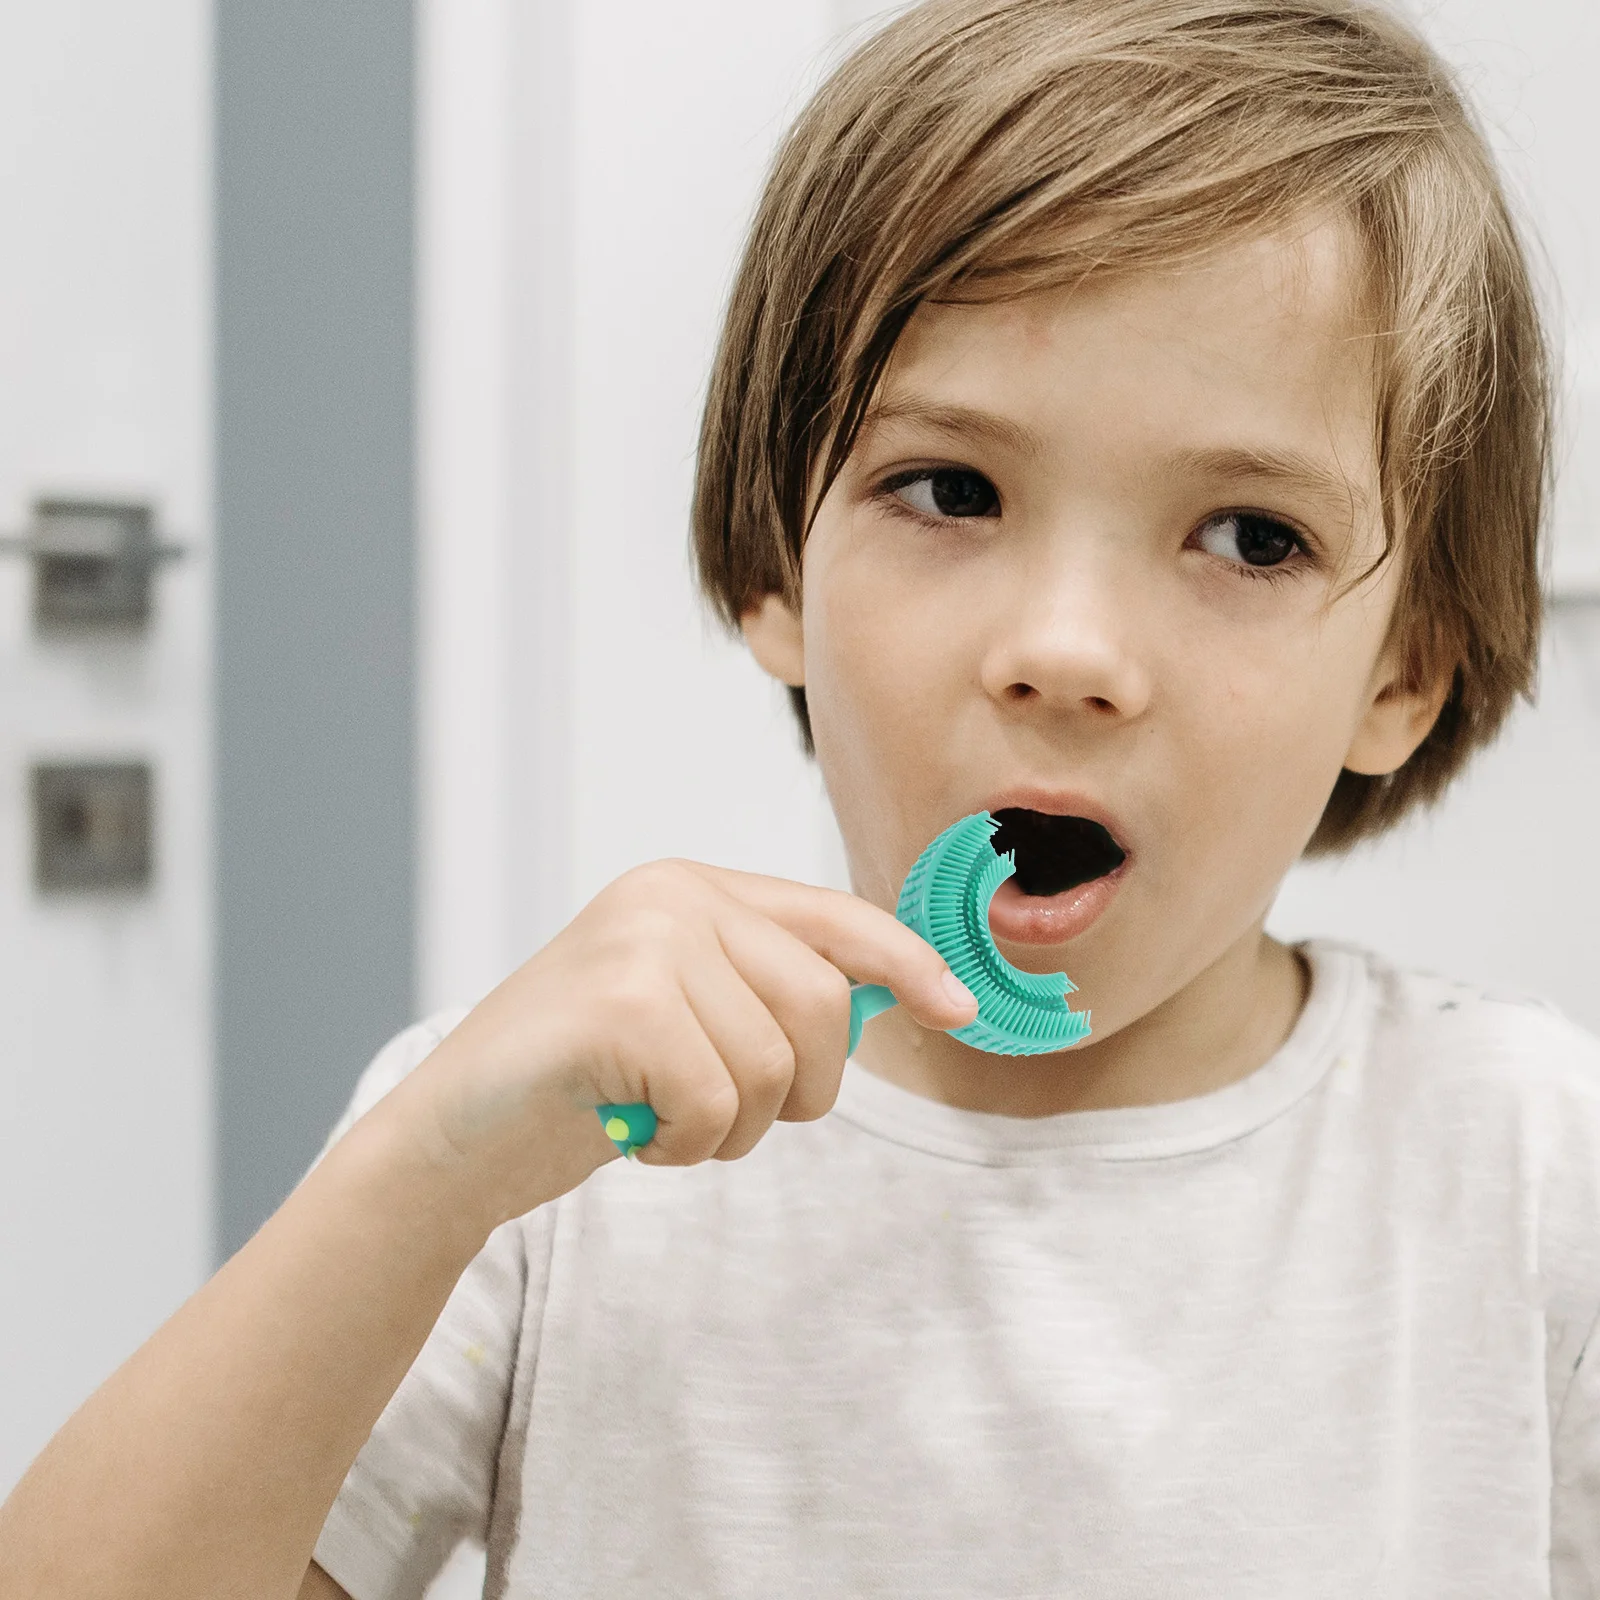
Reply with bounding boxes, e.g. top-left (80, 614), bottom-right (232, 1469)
top-left (0, 1088), bottom-right (496, 1600)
